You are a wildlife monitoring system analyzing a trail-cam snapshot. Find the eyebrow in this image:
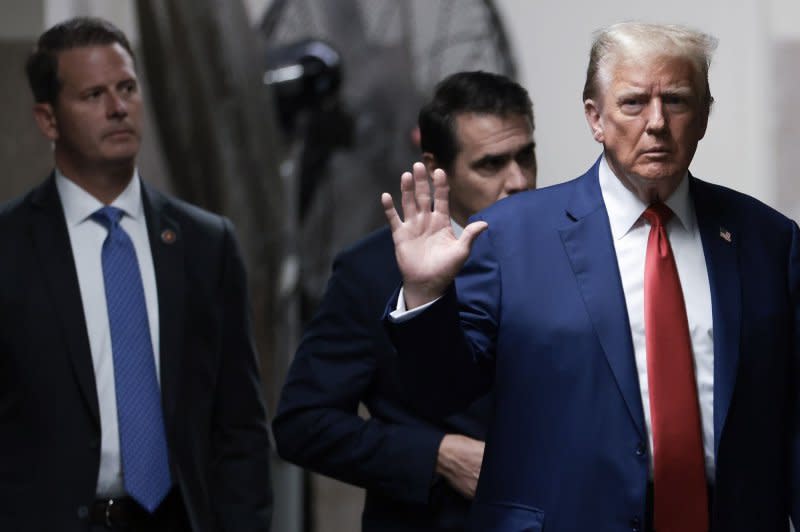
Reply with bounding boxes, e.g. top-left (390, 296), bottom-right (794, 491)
top-left (617, 84), bottom-right (695, 98)
top-left (470, 141), bottom-right (536, 168)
